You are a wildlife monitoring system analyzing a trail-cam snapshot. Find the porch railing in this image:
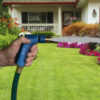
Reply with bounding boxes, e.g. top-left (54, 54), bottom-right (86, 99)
top-left (18, 24), bottom-right (58, 33)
